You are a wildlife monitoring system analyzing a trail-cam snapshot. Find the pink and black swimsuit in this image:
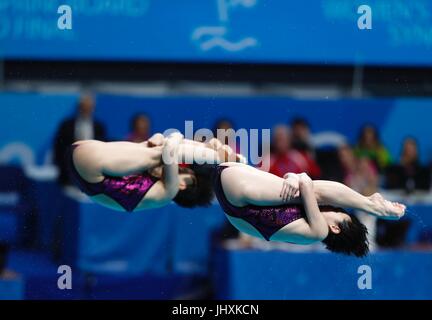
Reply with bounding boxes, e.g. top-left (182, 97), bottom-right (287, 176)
top-left (213, 165), bottom-right (305, 241)
top-left (68, 145), bottom-right (158, 212)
